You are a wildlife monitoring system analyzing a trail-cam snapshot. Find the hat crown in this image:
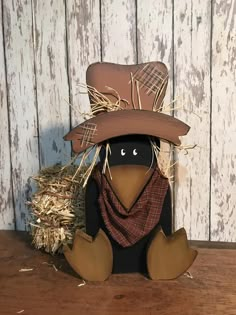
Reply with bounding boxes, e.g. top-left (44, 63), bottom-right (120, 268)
top-left (64, 61), bottom-right (190, 155)
top-left (86, 62), bottom-right (168, 113)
